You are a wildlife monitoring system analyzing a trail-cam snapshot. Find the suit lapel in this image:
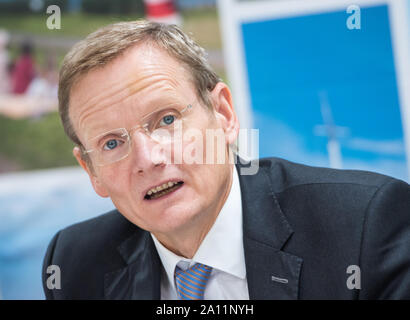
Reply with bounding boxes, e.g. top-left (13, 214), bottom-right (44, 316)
top-left (236, 159), bottom-right (303, 299)
top-left (104, 158), bottom-right (303, 300)
top-left (104, 230), bottom-right (161, 300)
